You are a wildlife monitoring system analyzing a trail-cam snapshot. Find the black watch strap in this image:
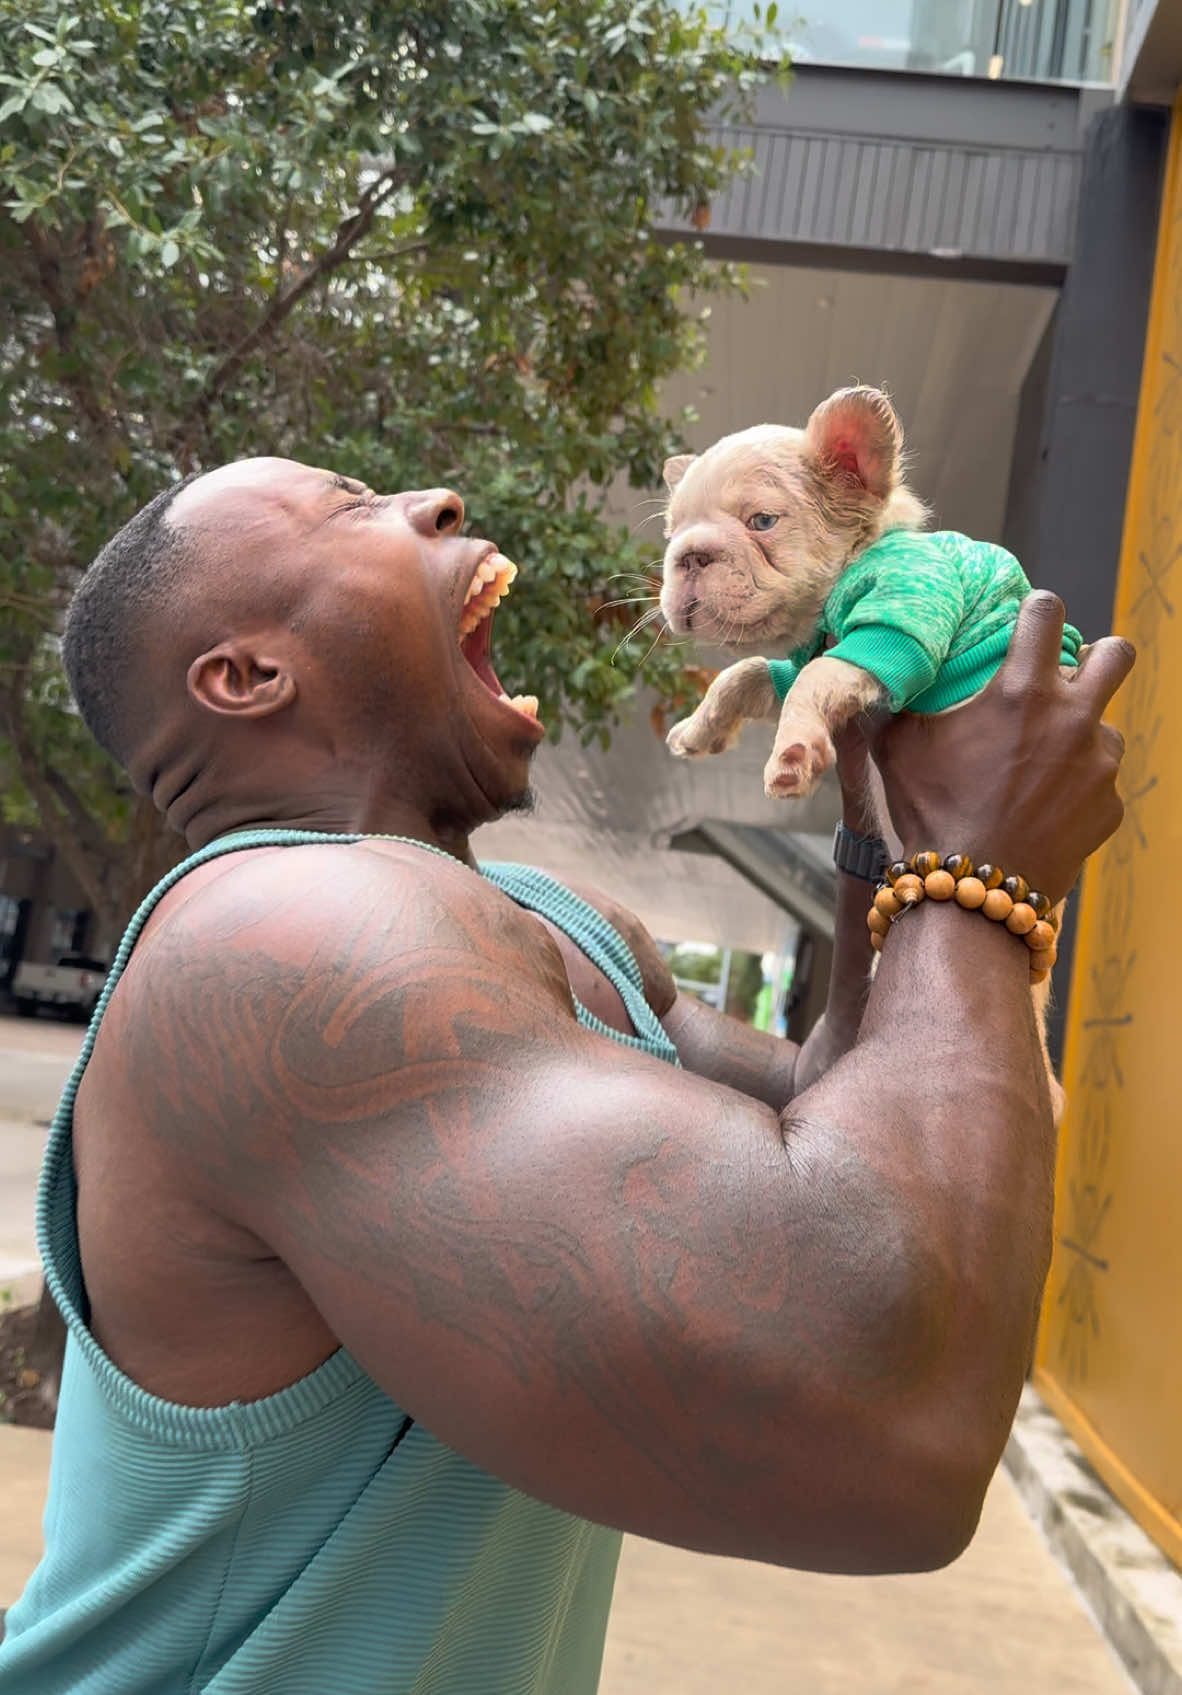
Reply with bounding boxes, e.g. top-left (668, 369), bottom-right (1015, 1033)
top-left (832, 822), bottom-right (889, 884)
